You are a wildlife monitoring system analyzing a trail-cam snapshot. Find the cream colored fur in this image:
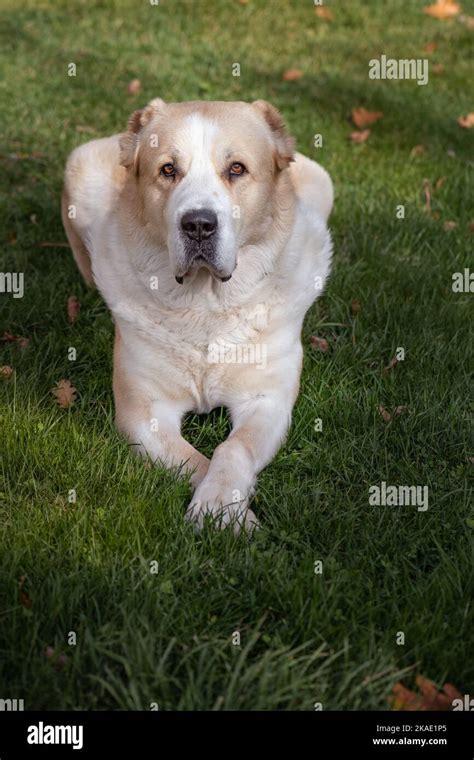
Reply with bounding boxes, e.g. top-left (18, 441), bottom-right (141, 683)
top-left (62, 99), bottom-right (333, 532)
